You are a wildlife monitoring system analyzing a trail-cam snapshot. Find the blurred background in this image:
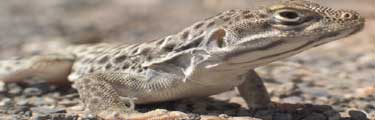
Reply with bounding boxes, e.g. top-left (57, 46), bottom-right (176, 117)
top-left (0, 0), bottom-right (373, 58)
top-left (0, 0), bottom-right (374, 118)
